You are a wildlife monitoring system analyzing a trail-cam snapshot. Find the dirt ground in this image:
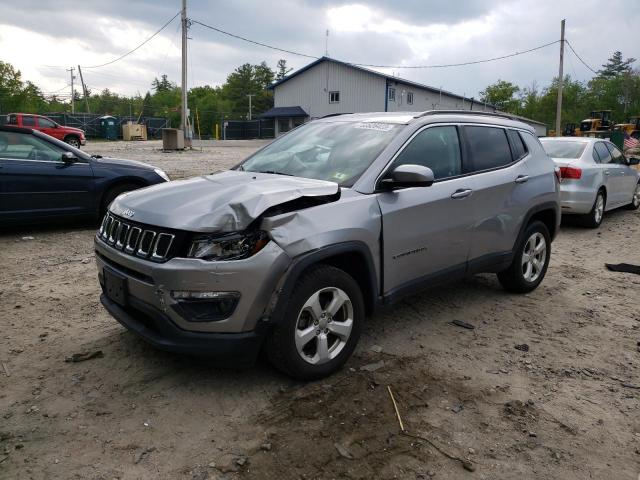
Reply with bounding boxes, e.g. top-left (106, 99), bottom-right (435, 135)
top-left (1, 140), bottom-right (640, 480)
